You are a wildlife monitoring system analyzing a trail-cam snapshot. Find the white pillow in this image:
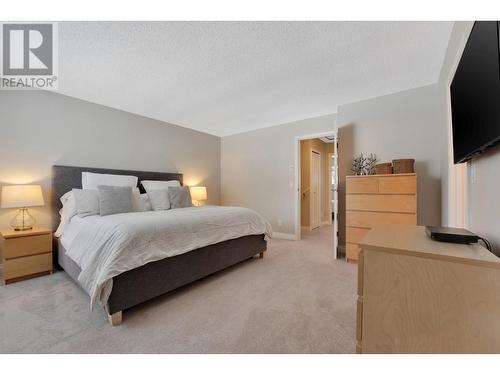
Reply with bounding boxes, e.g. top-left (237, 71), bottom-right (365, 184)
top-left (72, 189), bottom-right (100, 217)
top-left (132, 191), bottom-right (152, 212)
top-left (147, 190), bottom-right (171, 211)
top-left (141, 180), bottom-right (180, 192)
top-left (141, 180), bottom-right (180, 211)
top-left (82, 172), bottom-right (138, 190)
top-left (54, 191), bottom-right (77, 237)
